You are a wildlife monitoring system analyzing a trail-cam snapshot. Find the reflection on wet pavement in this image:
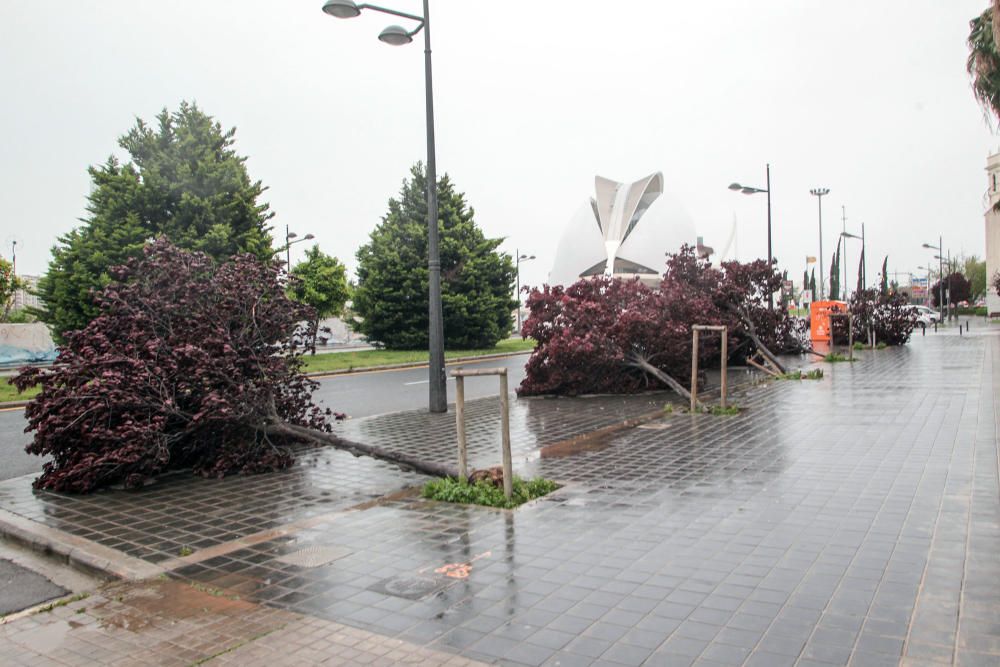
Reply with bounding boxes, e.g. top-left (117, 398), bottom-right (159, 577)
top-left (2, 331), bottom-right (1000, 666)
